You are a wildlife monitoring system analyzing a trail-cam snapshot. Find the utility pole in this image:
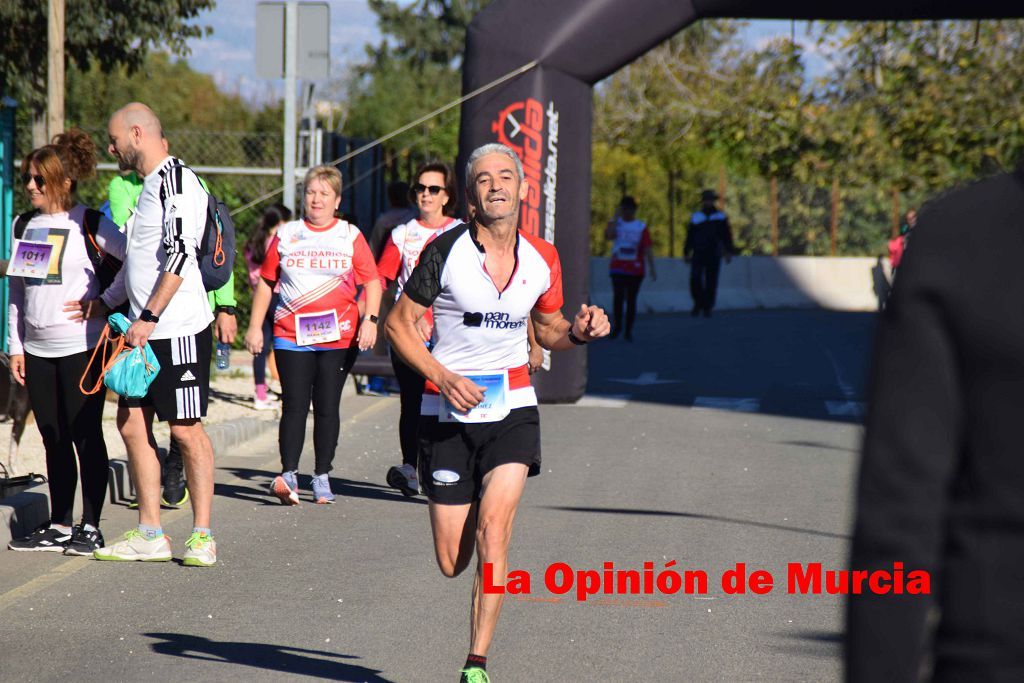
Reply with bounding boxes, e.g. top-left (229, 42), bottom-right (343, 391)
top-left (283, 0), bottom-right (298, 211)
top-left (47, 0), bottom-right (65, 140)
